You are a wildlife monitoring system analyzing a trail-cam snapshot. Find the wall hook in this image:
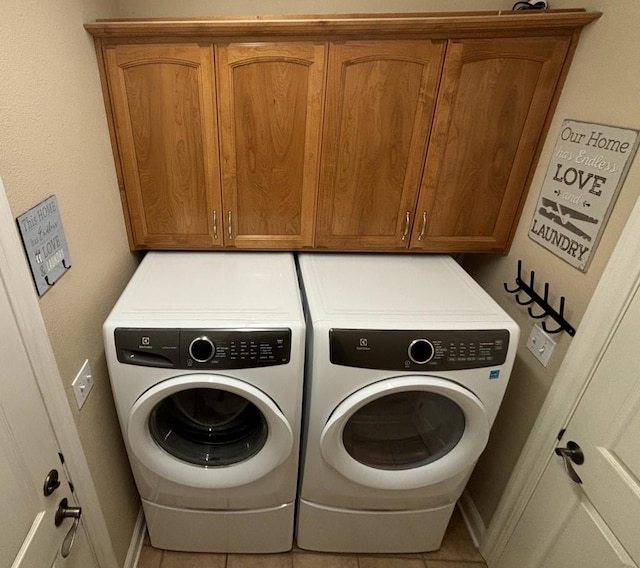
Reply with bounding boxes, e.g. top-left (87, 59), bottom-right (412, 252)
top-left (43, 257), bottom-right (71, 288)
top-left (504, 260), bottom-right (576, 336)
